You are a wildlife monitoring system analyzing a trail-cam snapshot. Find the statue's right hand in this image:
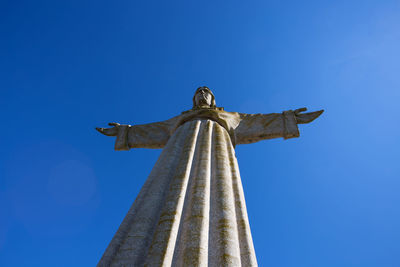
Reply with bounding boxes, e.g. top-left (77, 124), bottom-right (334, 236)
top-left (96, 122), bottom-right (121, 136)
